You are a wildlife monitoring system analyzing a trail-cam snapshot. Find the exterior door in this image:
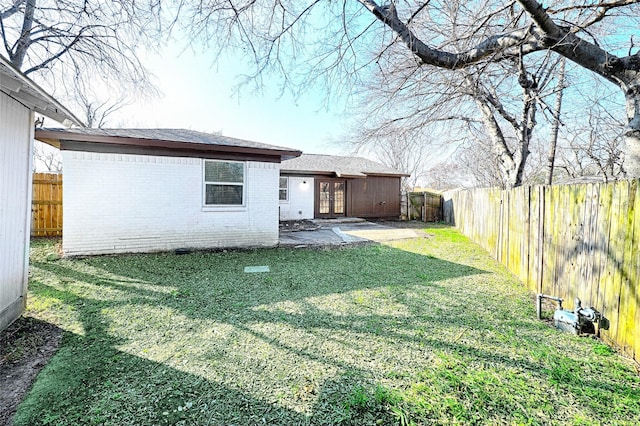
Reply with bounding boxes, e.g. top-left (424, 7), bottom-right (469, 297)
top-left (315, 179), bottom-right (346, 218)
